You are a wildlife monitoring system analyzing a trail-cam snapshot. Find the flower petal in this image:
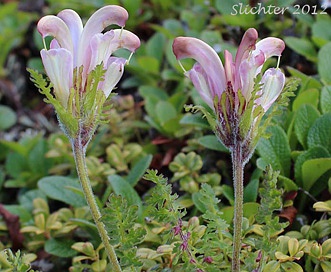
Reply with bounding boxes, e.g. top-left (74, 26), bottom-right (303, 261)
top-left (255, 37), bottom-right (285, 59)
top-left (77, 5), bottom-right (129, 69)
top-left (239, 51), bottom-right (265, 100)
top-left (40, 48), bottom-right (73, 107)
top-left (186, 63), bottom-right (214, 108)
top-left (99, 57), bottom-right (126, 98)
top-left (57, 9), bottom-right (83, 65)
top-left (224, 50), bottom-right (234, 85)
top-left (37, 15), bottom-right (73, 53)
top-left (88, 29), bottom-right (140, 73)
top-left (234, 28), bottom-right (258, 70)
top-left (173, 37), bottom-right (226, 98)
top-left (255, 68), bottom-right (285, 112)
